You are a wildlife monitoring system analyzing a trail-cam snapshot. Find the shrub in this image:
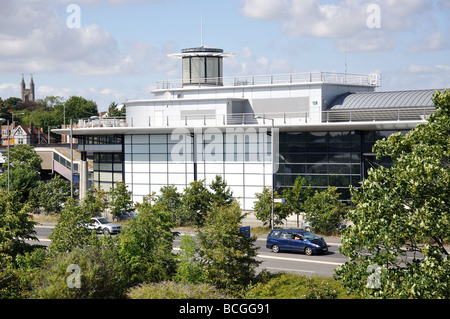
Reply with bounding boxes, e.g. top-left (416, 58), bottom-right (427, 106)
top-left (197, 202), bottom-right (260, 294)
top-left (118, 202), bottom-right (177, 285)
top-left (245, 273), bottom-right (352, 299)
top-left (32, 242), bottom-right (128, 299)
top-left (126, 281), bottom-right (228, 299)
top-left (173, 234), bottom-right (207, 284)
